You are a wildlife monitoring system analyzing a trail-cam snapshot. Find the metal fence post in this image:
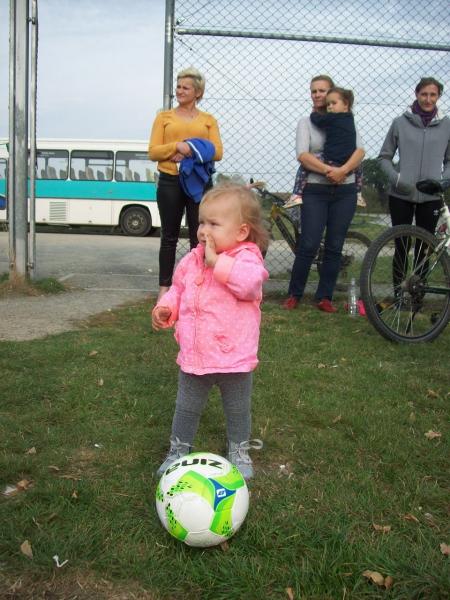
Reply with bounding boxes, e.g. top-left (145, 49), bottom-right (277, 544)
top-left (163, 0), bottom-right (175, 110)
top-left (9, 0), bottom-right (30, 280)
